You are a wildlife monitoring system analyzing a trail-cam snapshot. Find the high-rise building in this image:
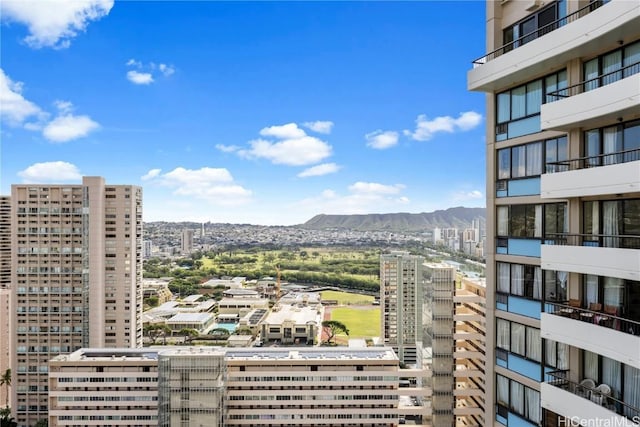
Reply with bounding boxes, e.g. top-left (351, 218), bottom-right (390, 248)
top-left (469, 1), bottom-right (639, 426)
top-left (181, 229), bottom-right (194, 254)
top-left (49, 346), bottom-right (400, 427)
top-left (11, 177), bottom-right (143, 426)
top-left (423, 262), bottom-right (456, 427)
top-left (454, 276), bottom-right (486, 427)
top-left (380, 251), bottom-right (425, 366)
top-left (0, 196), bottom-right (11, 412)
